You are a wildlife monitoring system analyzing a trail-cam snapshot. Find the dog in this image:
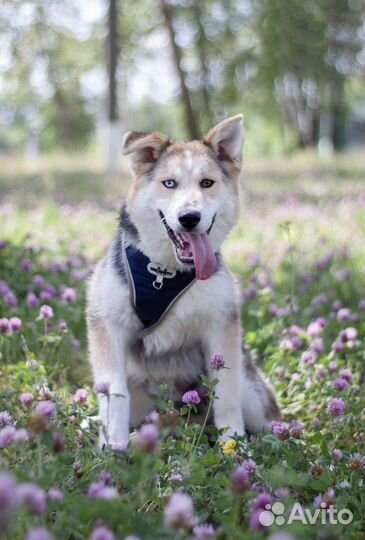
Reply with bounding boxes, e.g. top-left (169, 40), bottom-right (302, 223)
top-left (87, 114), bottom-right (280, 448)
